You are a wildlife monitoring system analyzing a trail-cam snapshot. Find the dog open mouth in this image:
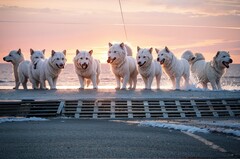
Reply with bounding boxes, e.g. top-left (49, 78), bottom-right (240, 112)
top-left (107, 57), bottom-right (116, 63)
top-left (222, 61), bottom-right (230, 68)
top-left (81, 63), bottom-right (88, 69)
top-left (56, 63), bottom-right (65, 69)
top-left (138, 61), bottom-right (146, 67)
top-left (160, 59), bottom-right (165, 65)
